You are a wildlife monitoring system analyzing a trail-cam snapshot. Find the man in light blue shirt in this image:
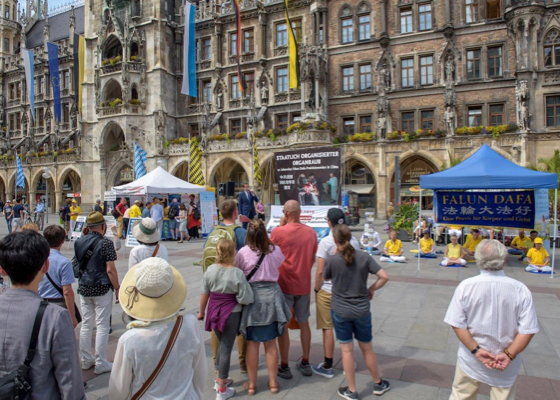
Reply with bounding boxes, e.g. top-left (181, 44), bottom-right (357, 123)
top-left (35, 198), bottom-right (46, 230)
top-left (38, 225), bottom-right (79, 327)
top-left (150, 197), bottom-right (164, 237)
